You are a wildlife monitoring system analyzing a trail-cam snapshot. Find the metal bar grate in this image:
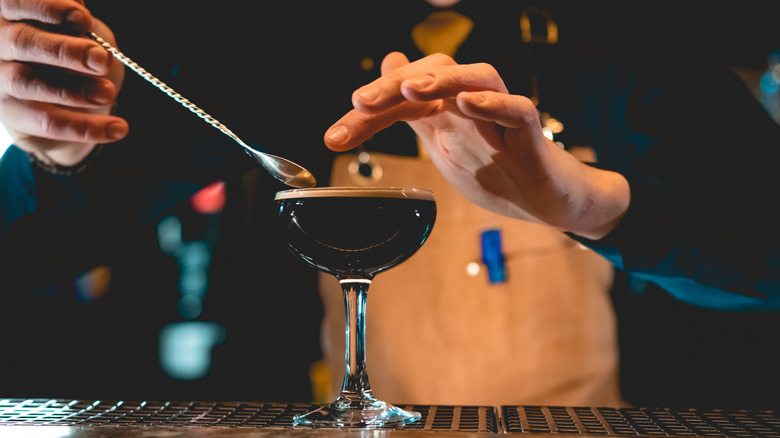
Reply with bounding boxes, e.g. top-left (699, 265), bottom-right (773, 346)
top-left (502, 406), bottom-right (780, 436)
top-left (0, 399), bottom-right (497, 432)
top-left (4, 400), bottom-right (780, 436)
